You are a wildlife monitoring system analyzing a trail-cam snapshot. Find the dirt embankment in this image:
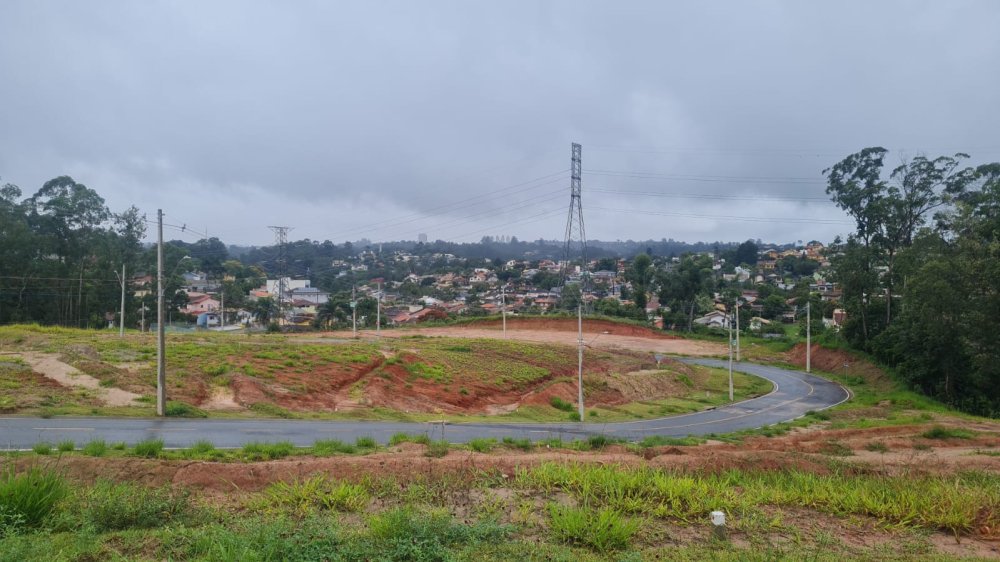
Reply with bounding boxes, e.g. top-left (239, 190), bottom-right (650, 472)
top-left (456, 317), bottom-right (679, 339)
top-left (785, 344), bottom-right (892, 389)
